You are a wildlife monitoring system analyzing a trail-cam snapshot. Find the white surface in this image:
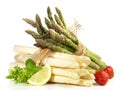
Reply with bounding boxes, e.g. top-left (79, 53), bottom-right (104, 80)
top-left (0, 0), bottom-right (120, 90)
